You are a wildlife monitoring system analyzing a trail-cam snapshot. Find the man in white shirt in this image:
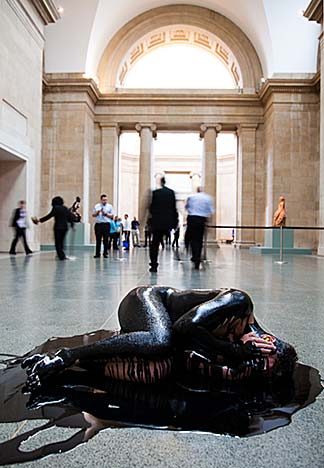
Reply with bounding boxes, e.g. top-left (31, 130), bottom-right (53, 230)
top-left (185, 187), bottom-right (214, 270)
top-left (92, 194), bottom-right (114, 258)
